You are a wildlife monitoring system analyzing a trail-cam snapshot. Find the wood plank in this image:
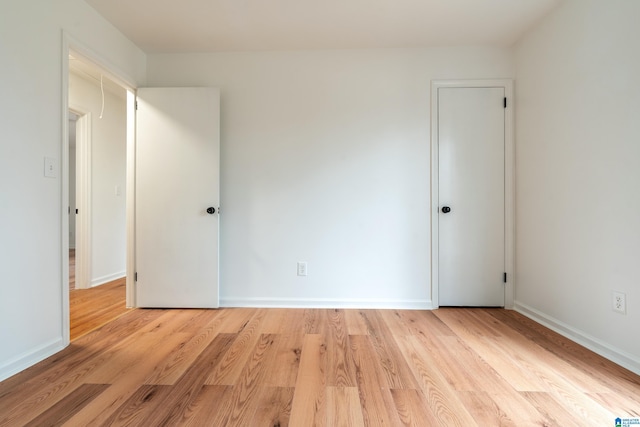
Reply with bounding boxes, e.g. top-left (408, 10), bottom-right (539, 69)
top-left (174, 385), bottom-right (233, 426)
top-left (343, 309), bottom-right (369, 335)
top-left (289, 334), bottom-right (327, 426)
top-left (205, 309), bottom-right (267, 385)
top-left (262, 334), bottom-right (304, 388)
top-left (357, 310), bottom-right (420, 389)
top-left (412, 331), bottom-right (511, 393)
top-left (144, 312), bottom-right (225, 385)
top-left (138, 333), bottom-right (237, 426)
top-left (326, 386), bottom-right (365, 427)
top-left (70, 278), bottom-right (129, 340)
top-left (457, 391), bottom-right (550, 426)
top-left (303, 309), bottom-right (322, 334)
top-left (434, 309), bottom-right (550, 392)
top-left (392, 309), bottom-right (456, 338)
top-left (455, 391), bottom-right (514, 427)
top-left (260, 308), bottom-right (294, 334)
top-left (394, 335), bottom-right (477, 426)
top-left (23, 383), bottom-right (109, 427)
top-left (215, 334), bottom-right (280, 426)
top-left (587, 392), bottom-right (640, 418)
top-left (348, 334), bottom-right (402, 426)
top-left (390, 388), bottom-right (441, 427)
top-left (98, 384), bottom-right (174, 427)
top-left (62, 332), bottom-right (191, 425)
top-left (522, 391), bottom-right (608, 426)
top-left (250, 386), bottom-right (294, 427)
top-left (324, 309), bottom-right (357, 387)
